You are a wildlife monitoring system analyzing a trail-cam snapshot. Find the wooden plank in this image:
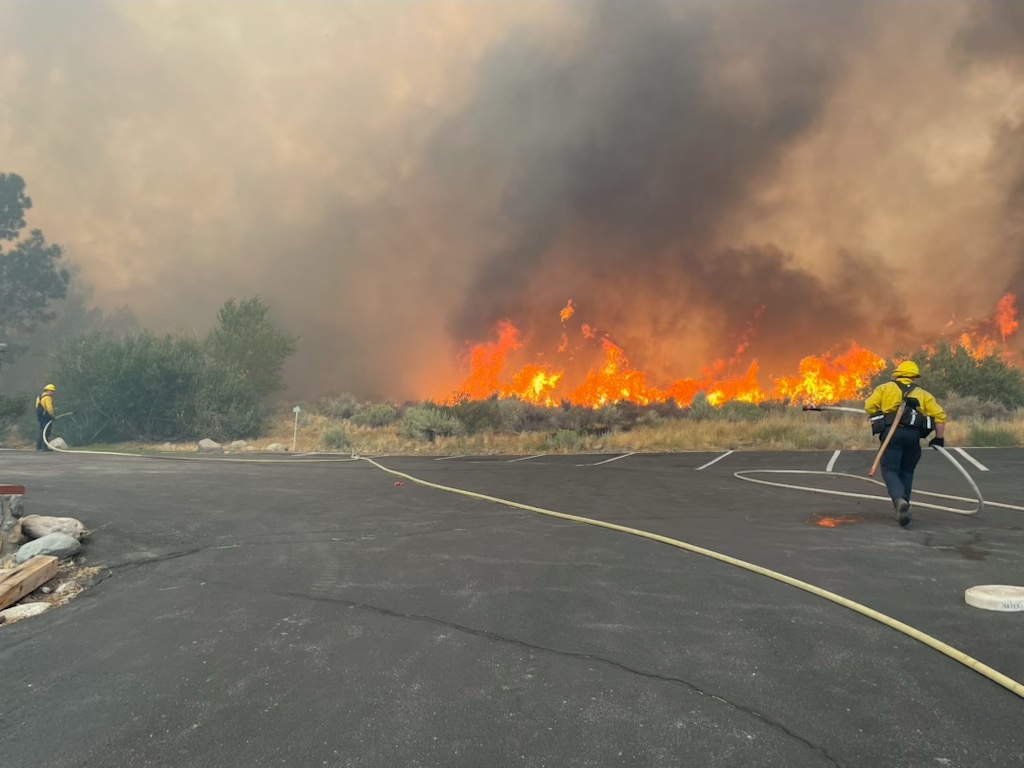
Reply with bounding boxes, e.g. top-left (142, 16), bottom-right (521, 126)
top-left (0, 486), bottom-right (26, 495)
top-left (0, 556), bottom-right (59, 612)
